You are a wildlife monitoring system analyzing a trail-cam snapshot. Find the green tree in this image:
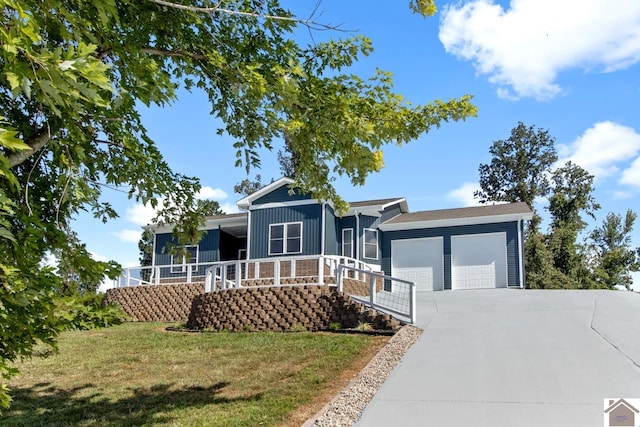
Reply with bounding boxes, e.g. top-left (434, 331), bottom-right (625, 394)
top-left (0, 0), bottom-right (476, 408)
top-left (546, 162), bottom-right (600, 285)
top-left (476, 122), bottom-right (558, 209)
top-left (234, 175), bottom-right (264, 197)
top-left (587, 210), bottom-right (639, 290)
